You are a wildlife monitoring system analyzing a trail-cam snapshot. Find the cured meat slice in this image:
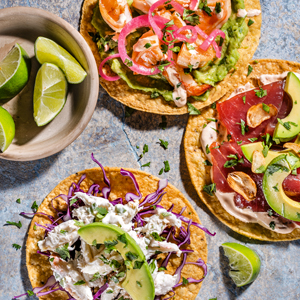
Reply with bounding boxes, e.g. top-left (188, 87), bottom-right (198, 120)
top-left (217, 81), bottom-right (285, 142)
